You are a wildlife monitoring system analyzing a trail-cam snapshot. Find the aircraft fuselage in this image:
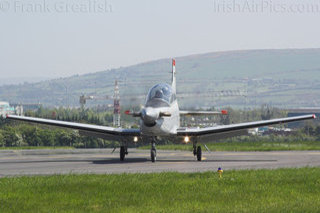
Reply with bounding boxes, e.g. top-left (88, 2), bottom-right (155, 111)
top-left (140, 83), bottom-right (180, 136)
